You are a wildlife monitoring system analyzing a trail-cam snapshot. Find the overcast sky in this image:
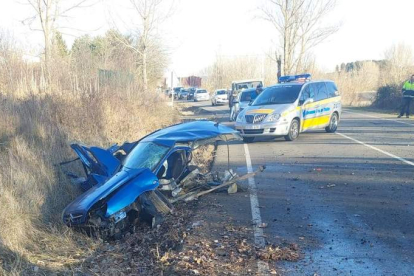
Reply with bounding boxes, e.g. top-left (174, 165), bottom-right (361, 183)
top-left (1, 0), bottom-right (414, 76)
